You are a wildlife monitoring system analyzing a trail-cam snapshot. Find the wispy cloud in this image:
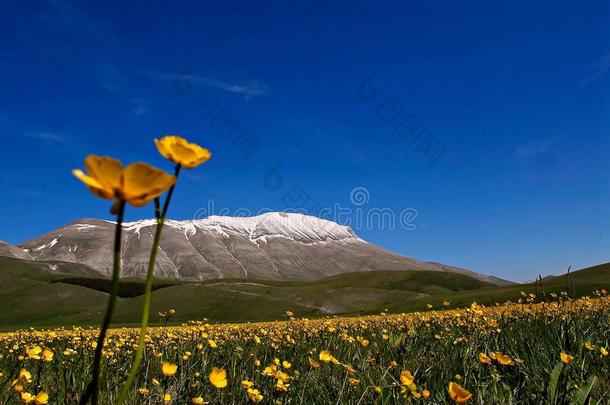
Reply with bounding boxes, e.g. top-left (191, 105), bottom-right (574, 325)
top-left (98, 65), bottom-right (152, 115)
top-left (23, 132), bottom-right (67, 143)
top-left (145, 70), bottom-right (269, 98)
top-left (514, 138), bottom-right (556, 160)
top-left (579, 52), bottom-right (610, 88)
